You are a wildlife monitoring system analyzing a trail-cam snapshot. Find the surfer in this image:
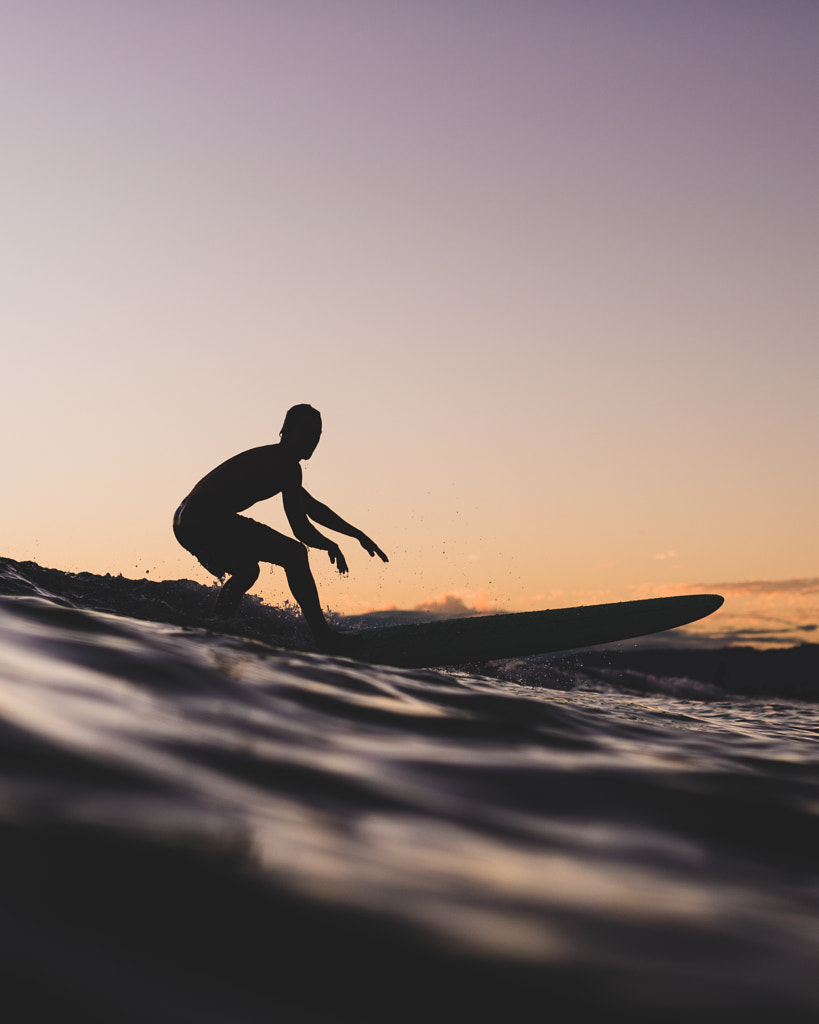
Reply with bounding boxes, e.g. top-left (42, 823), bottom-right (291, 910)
top-left (173, 404), bottom-right (388, 648)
